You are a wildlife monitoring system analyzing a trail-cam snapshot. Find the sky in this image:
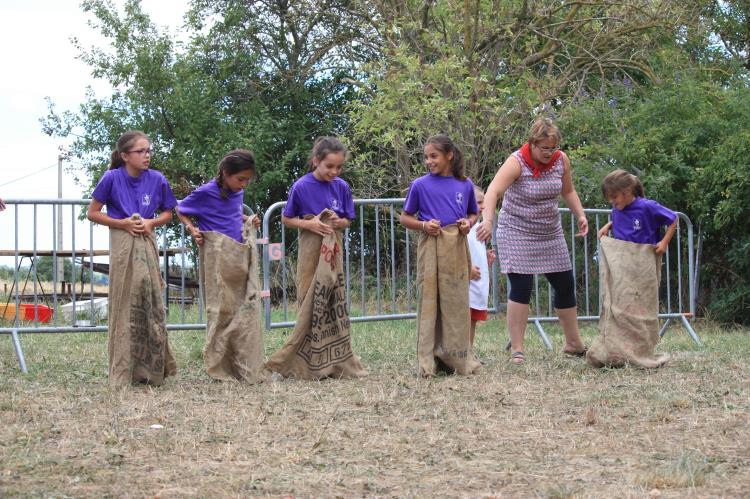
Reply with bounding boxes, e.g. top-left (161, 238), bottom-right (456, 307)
top-left (0, 0), bottom-right (189, 265)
